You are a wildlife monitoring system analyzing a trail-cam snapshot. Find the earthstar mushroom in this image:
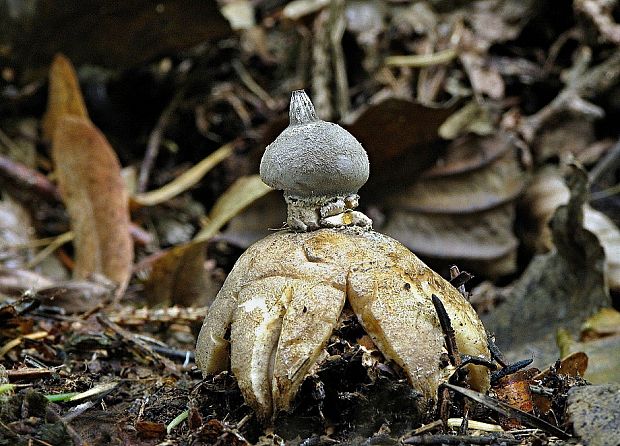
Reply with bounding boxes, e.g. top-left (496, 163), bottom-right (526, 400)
top-left (196, 90), bottom-right (490, 421)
